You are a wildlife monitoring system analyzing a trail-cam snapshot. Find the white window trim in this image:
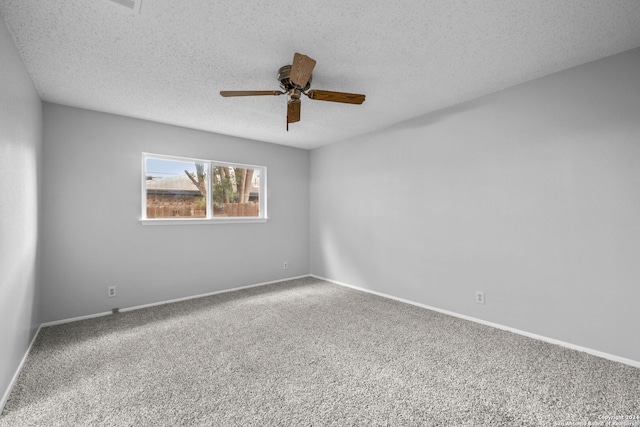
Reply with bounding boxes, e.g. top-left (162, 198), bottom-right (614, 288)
top-left (140, 152), bottom-right (268, 224)
top-left (140, 218), bottom-right (269, 225)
